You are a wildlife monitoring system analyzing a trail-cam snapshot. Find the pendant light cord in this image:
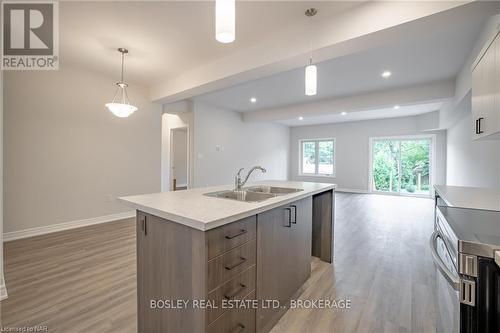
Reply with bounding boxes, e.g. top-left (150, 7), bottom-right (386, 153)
top-left (309, 18), bottom-right (313, 63)
top-left (305, 8), bottom-right (317, 64)
top-left (121, 51), bottom-right (125, 83)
